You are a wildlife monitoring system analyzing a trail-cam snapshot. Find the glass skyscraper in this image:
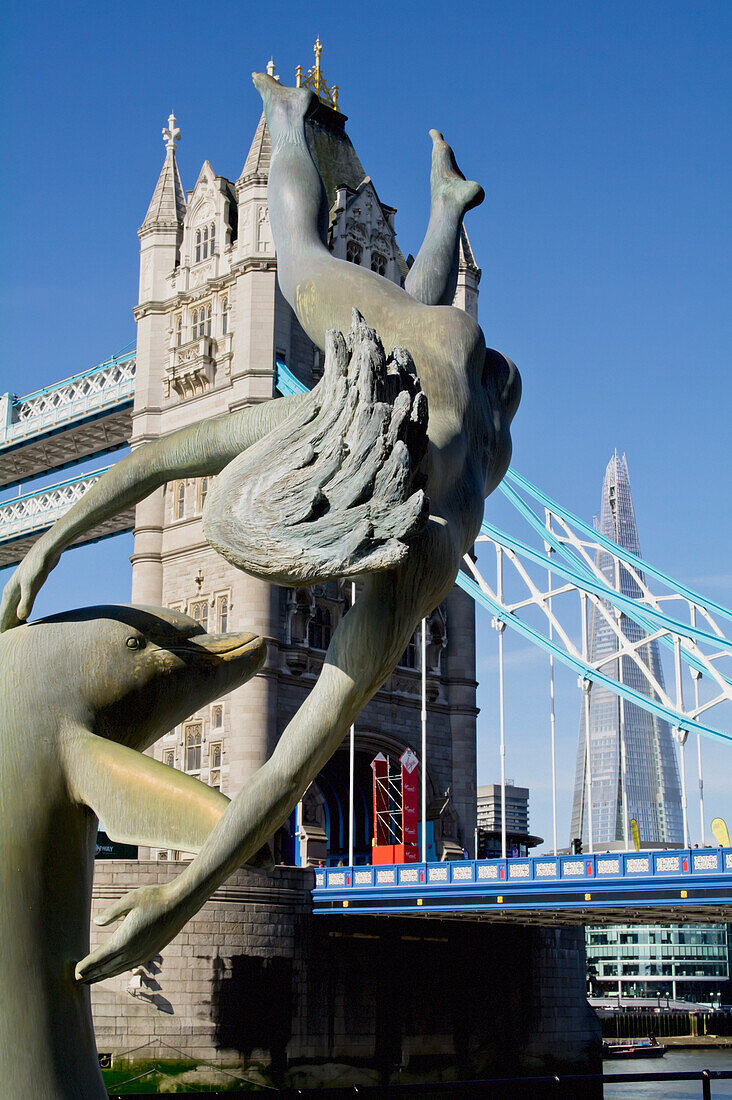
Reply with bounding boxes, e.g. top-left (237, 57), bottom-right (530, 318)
top-left (570, 452), bottom-right (684, 849)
